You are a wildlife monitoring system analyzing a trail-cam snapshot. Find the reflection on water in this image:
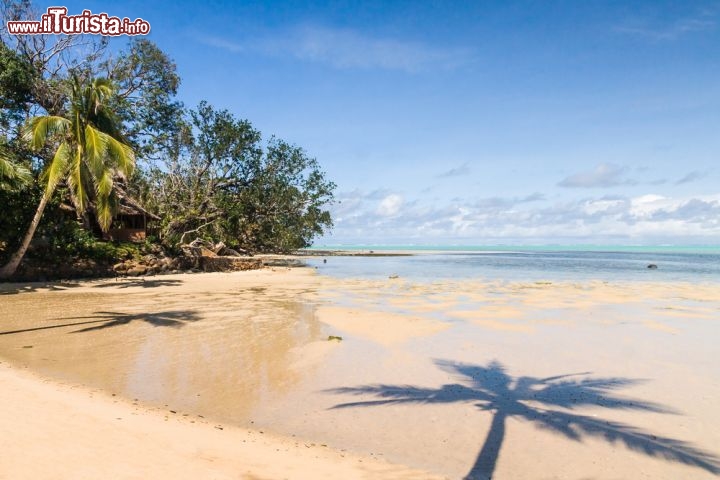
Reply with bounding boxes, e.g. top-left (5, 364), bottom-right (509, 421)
top-left (0, 288), bottom-right (325, 424)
